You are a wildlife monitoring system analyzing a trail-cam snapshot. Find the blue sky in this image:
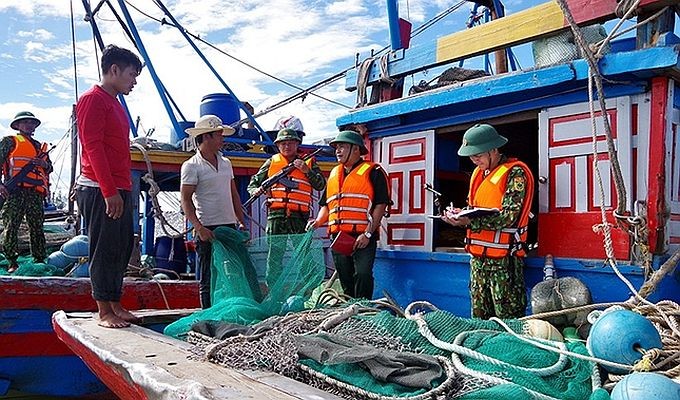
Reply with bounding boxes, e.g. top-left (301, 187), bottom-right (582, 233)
top-left (0, 0), bottom-right (668, 195)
